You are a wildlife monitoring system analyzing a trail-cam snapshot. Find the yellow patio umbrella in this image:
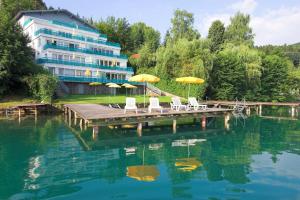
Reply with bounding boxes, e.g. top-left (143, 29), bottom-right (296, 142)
top-left (84, 69), bottom-right (91, 77)
top-left (126, 145), bottom-right (160, 182)
top-left (89, 82), bottom-right (101, 95)
top-left (106, 82), bottom-right (115, 86)
top-left (176, 76), bottom-right (205, 98)
top-left (175, 158), bottom-right (202, 172)
top-left (127, 165), bottom-right (160, 182)
top-left (122, 83), bottom-right (137, 96)
top-left (128, 74), bottom-right (160, 107)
